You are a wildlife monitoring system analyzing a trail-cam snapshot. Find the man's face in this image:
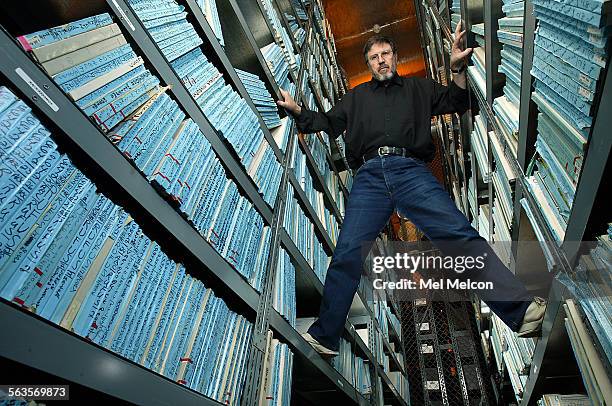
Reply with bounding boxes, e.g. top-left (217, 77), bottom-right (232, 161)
top-left (367, 42), bottom-right (397, 81)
